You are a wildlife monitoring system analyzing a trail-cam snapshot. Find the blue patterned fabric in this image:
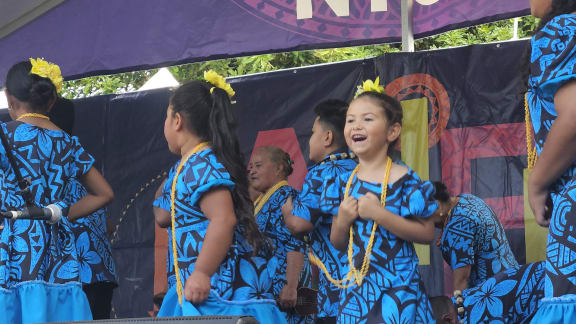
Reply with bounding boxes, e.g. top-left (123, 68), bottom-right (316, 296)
top-left (153, 148), bottom-right (283, 322)
top-left (530, 295), bottom-right (576, 324)
top-left (320, 168), bottom-right (438, 324)
top-left (291, 153), bottom-right (356, 318)
top-left (0, 121), bottom-right (95, 322)
top-left (166, 228), bottom-right (176, 289)
top-left (460, 261), bottom-right (545, 324)
top-left (255, 184), bottom-right (313, 324)
top-left (440, 194), bottom-right (518, 288)
top-left (528, 14), bottom-right (576, 322)
top-left (158, 288), bottom-right (287, 324)
top-left (66, 179), bottom-right (118, 285)
top-left (0, 281), bottom-right (92, 324)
